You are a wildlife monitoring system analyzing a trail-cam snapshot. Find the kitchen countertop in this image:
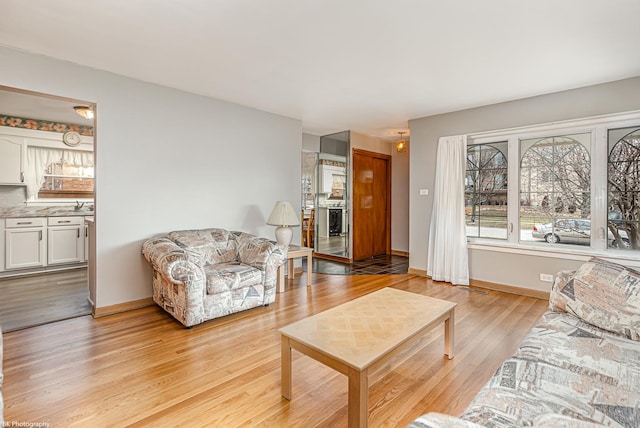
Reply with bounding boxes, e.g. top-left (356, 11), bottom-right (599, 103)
top-left (0, 206), bottom-right (95, 218)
